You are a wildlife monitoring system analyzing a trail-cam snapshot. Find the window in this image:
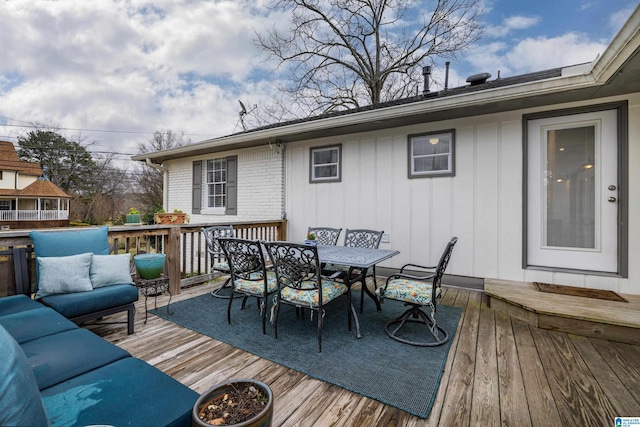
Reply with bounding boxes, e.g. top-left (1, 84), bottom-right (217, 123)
top-left (310, 145), bottom-right (341, 183)
top-left (206, 158), bottom-right (227, 209)
top-left (408, 130), bottom-right (455, 178)
top-left (0, 200), bottom-right (10, 211)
